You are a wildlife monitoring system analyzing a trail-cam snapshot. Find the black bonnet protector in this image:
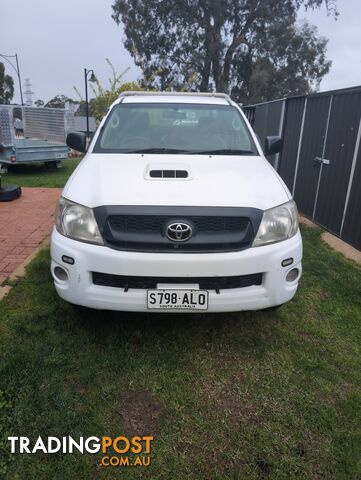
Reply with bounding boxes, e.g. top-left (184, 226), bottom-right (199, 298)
top-left (93, 205), bottom-right (263, 253)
